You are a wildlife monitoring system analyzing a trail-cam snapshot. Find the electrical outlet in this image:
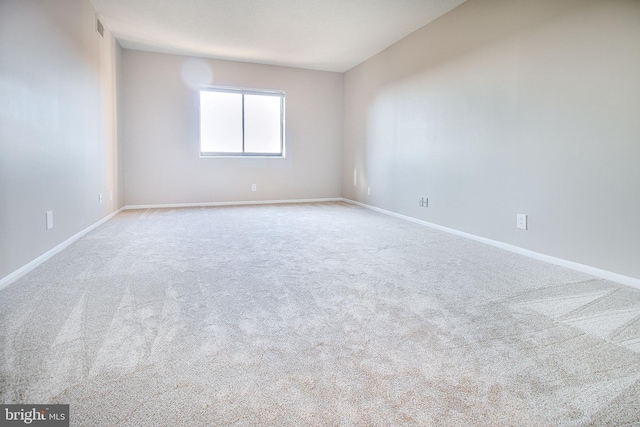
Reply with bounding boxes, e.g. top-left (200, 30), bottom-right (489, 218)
top-left (251, 184), bottom-right (256, 192)
top-left (99, 193), bottom-right (103, 204)
top-left (367, 187), bottom-right (370, 196)
top-left (419, 197), bottom-right (428, 207)
top-left (517, 214), bottom-right (527, 230)
top-left (46, 211), bottom-right (53, 230)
